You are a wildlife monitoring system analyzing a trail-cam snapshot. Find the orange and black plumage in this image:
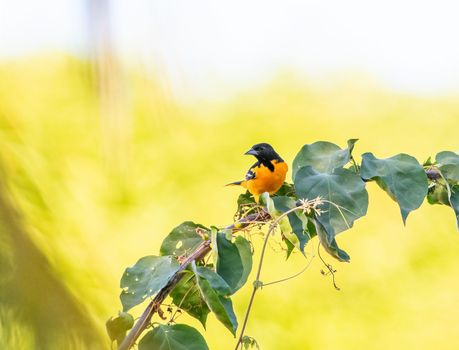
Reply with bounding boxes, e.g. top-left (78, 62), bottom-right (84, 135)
top-left (227, 143), bottom-right (288, 202)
